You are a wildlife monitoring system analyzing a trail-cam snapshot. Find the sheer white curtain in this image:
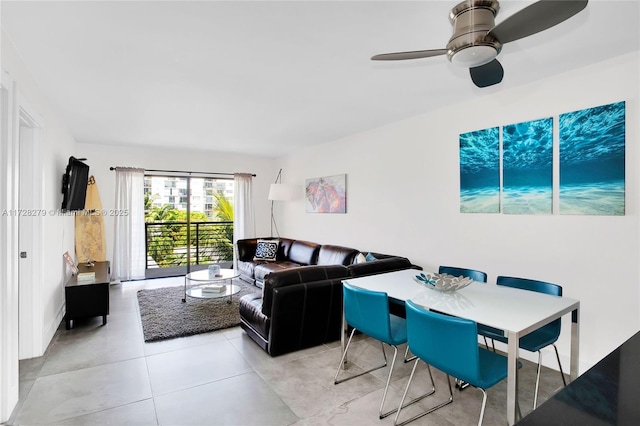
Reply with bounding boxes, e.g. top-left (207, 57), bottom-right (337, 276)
top-left (233, 173), bottom-right (255, 267)
top-left (112, 167), bottom-right (145, 281)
